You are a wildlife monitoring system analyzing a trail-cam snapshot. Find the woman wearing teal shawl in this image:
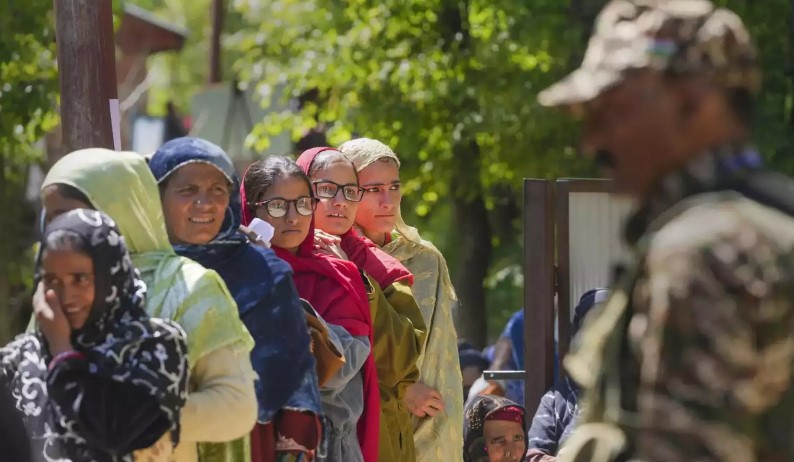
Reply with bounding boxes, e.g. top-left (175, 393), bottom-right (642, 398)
top-left (36, 149), bottom-right (257, 462)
